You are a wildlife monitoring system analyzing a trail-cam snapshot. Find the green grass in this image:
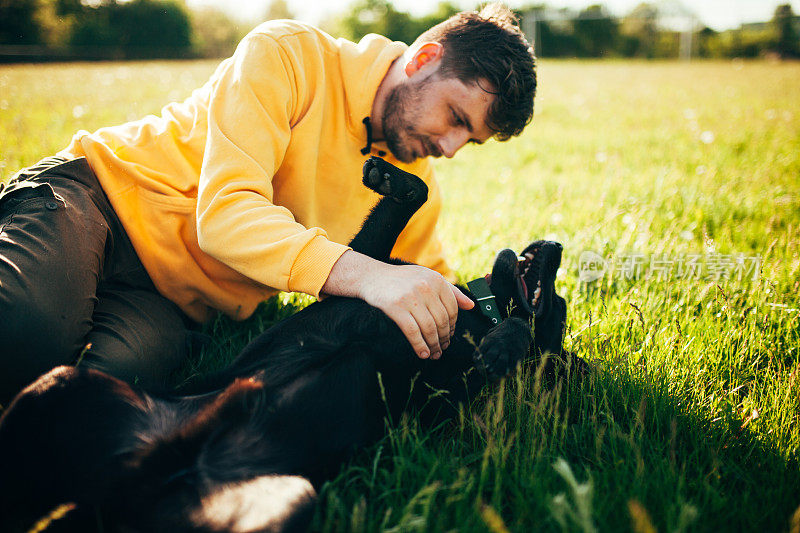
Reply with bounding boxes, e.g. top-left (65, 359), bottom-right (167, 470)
top-left (2, 59), bottom-right (799, 531)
